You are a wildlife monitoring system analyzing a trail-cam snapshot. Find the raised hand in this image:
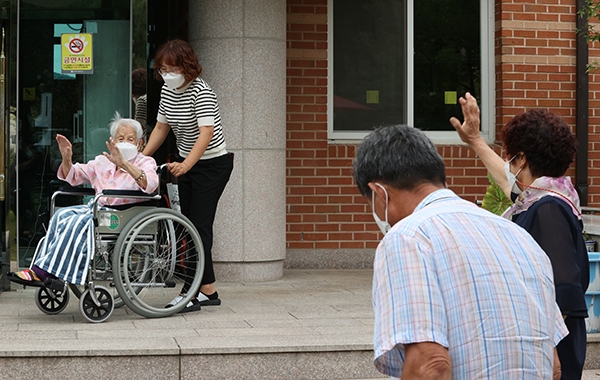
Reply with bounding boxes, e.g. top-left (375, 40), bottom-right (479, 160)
top-left (103, 137), bottom-right (124, 168)
top-left (449, 92), bottom-right (483, 145)
top-left (56, 134), bottom-right (73, 161)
